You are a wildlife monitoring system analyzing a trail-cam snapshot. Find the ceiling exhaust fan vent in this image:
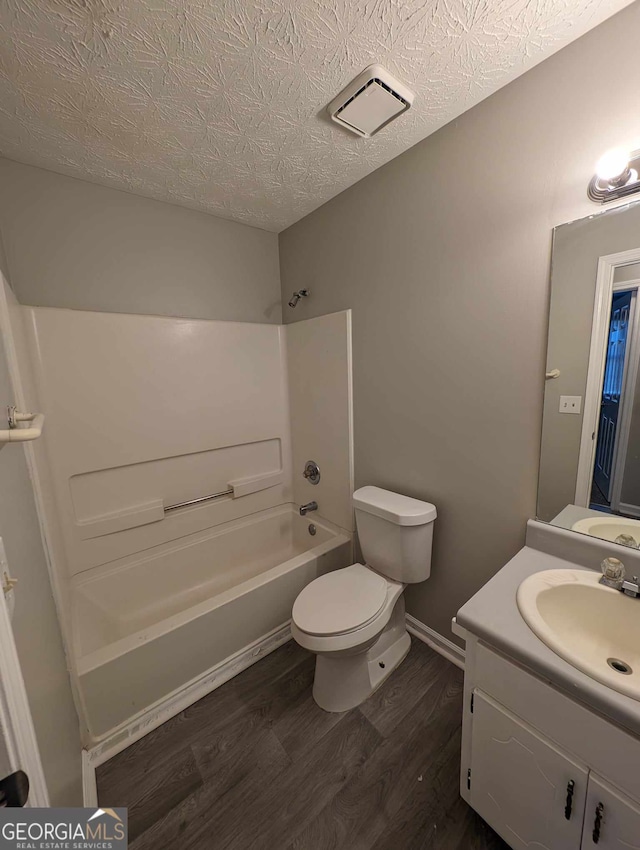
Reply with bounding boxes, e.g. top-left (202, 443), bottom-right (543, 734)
top-left (327, 64), bottom-right (415, 138)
